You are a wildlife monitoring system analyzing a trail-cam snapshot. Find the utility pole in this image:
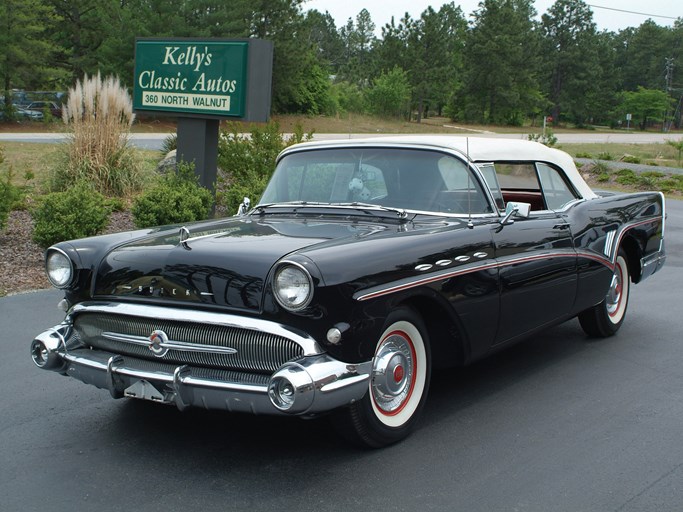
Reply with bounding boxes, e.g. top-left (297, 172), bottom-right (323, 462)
top-left (664, 57), bottom-right (673, 132)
